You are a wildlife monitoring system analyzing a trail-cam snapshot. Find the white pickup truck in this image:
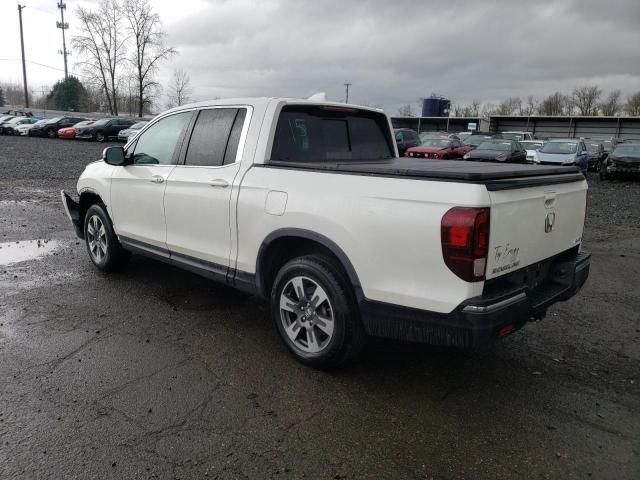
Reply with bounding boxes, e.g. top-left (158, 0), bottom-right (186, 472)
top-left (62, 98), bottom-right (590, 368)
